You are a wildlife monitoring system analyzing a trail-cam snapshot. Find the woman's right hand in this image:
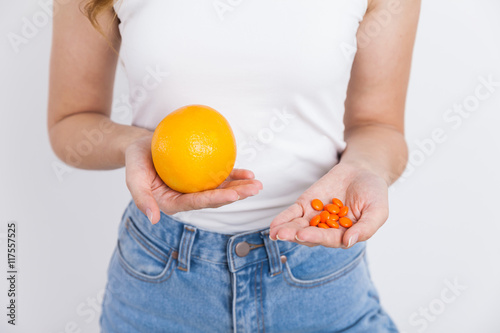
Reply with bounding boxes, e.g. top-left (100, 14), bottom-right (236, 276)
top-left (125, 134), bottom-right (263, 224)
